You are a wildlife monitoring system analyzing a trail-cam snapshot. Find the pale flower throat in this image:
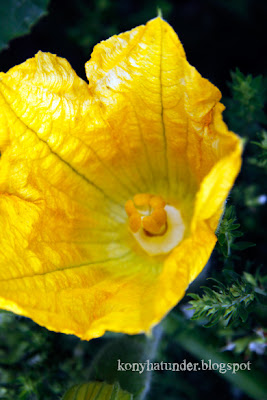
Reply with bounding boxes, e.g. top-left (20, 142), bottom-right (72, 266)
top-left (125, 193), bottom-right (185, 256)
